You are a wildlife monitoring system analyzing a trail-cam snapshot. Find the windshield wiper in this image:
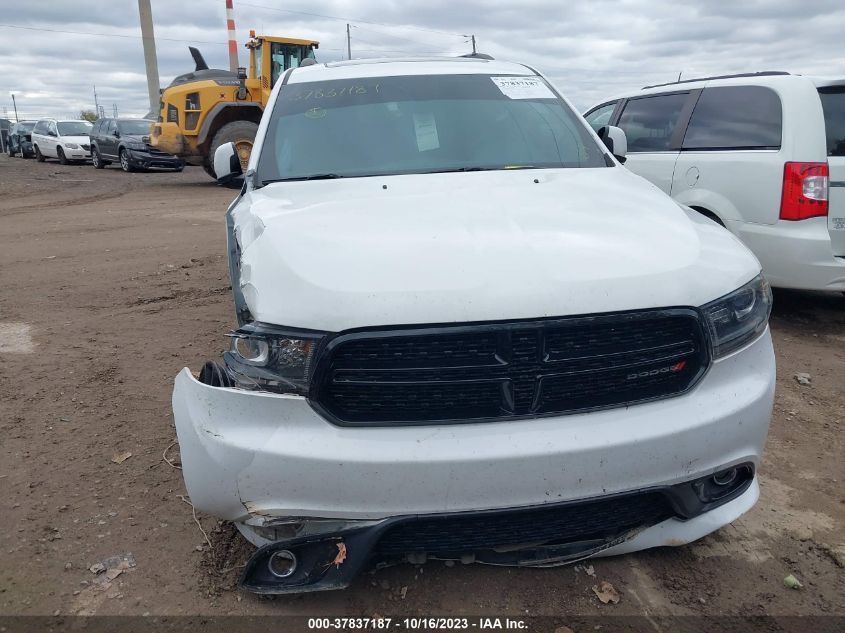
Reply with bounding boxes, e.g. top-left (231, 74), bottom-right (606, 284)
top-left (419, 166), bottom-right (538, 174)
top-left (261, 173), bottom-right (344, 184)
